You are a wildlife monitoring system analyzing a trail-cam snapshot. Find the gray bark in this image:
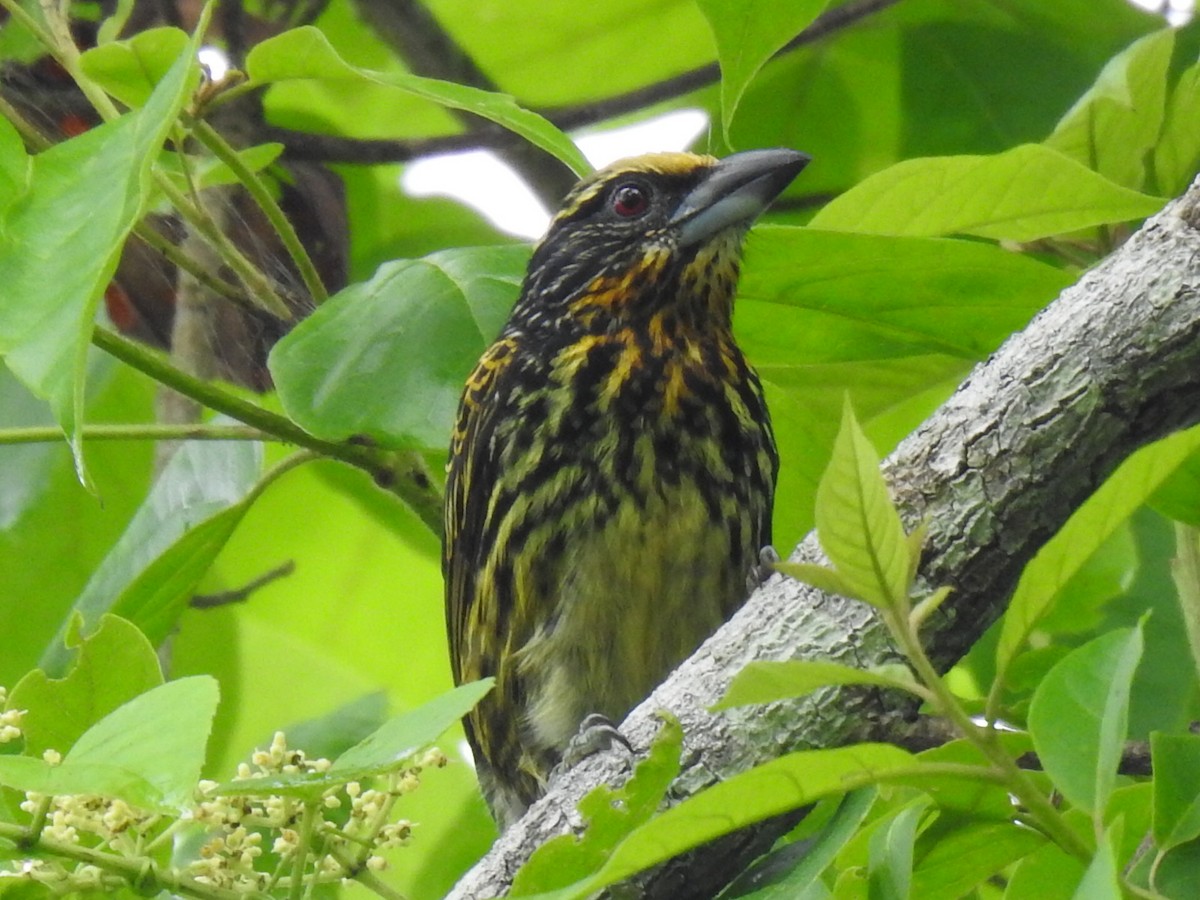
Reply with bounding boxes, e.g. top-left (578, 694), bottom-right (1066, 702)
top-left (447, 176), bottom-right (1200, 899)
